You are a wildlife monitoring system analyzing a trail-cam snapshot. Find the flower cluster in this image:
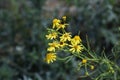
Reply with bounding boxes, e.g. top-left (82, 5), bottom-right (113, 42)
top-left (44, 16), bottom-right (120, 80)
top-left (45, 16), bottom-right (83, 64)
